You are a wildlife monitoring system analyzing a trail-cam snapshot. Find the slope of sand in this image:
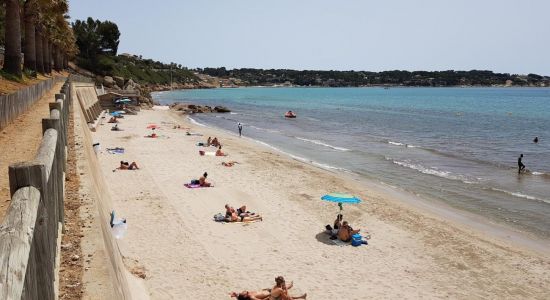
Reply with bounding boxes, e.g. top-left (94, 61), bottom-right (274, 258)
top-left (90, 108), bottom-right (550, 299)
